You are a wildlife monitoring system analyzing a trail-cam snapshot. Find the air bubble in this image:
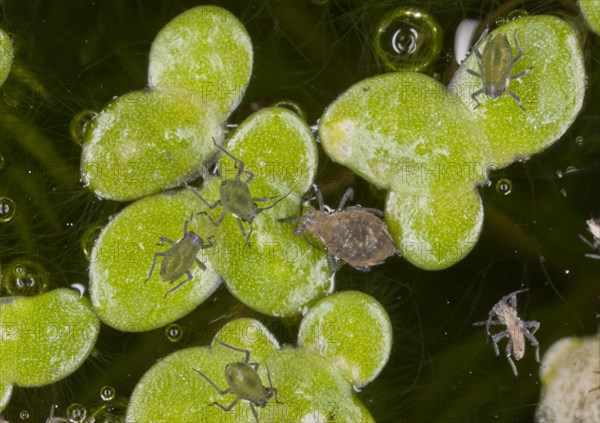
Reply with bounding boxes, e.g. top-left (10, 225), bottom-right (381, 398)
top-left (495, 178), bottom-right (512, 195)
top-left (506, 9), bottom-right (528, 21)
top-left (66, 403), bottom-right (87, 423)
top-left (271, 100), bottom-right (307, 121)
top-left (0, 196), bottom-right (16, 222)
top-left (69, 110), bottom-right (97, 146)
top-left (0, 154), bottom-right (4, 170)
top-left (19, 410), bottom-right (30, 420)
top-left (165, 323), bottom-right (183, 342)
top-left (374, 7), bottom-right (442, 71)
top-left (575, 136), bottom-right (584, 145)
top-left (495, 17), bottom-right (506, 25)
top-left (1, 259), bottom-right (49, 296)
top-left (100, 385), bottom-right (116, 401)
top-left (80, 224), bottom-right (103, 261)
